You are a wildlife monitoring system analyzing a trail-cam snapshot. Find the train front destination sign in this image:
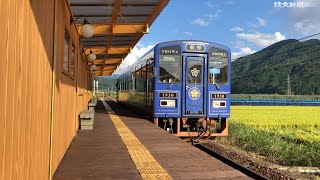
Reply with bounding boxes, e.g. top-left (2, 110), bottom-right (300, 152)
top-left (185, 44), bottom-right (206, 52)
